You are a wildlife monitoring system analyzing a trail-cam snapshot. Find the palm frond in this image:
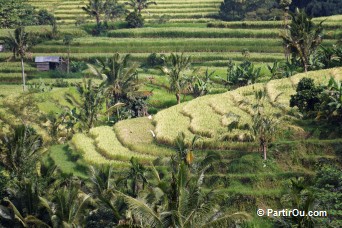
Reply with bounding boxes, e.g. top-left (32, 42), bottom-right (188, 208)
top-left (116, 191), bottom-right (163, 227)
top-left (202, 212), bottom-right (252, 228)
